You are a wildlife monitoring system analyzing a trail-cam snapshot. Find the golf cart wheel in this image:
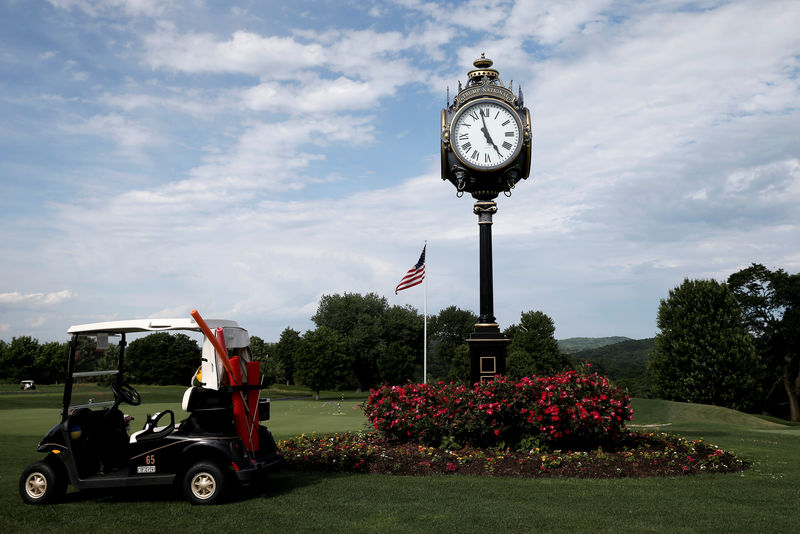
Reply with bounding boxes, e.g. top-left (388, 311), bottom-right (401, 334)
top-left (183, 462), bottom-right (227, 505)
top-left (20, 461), bottom-right (67, 505)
